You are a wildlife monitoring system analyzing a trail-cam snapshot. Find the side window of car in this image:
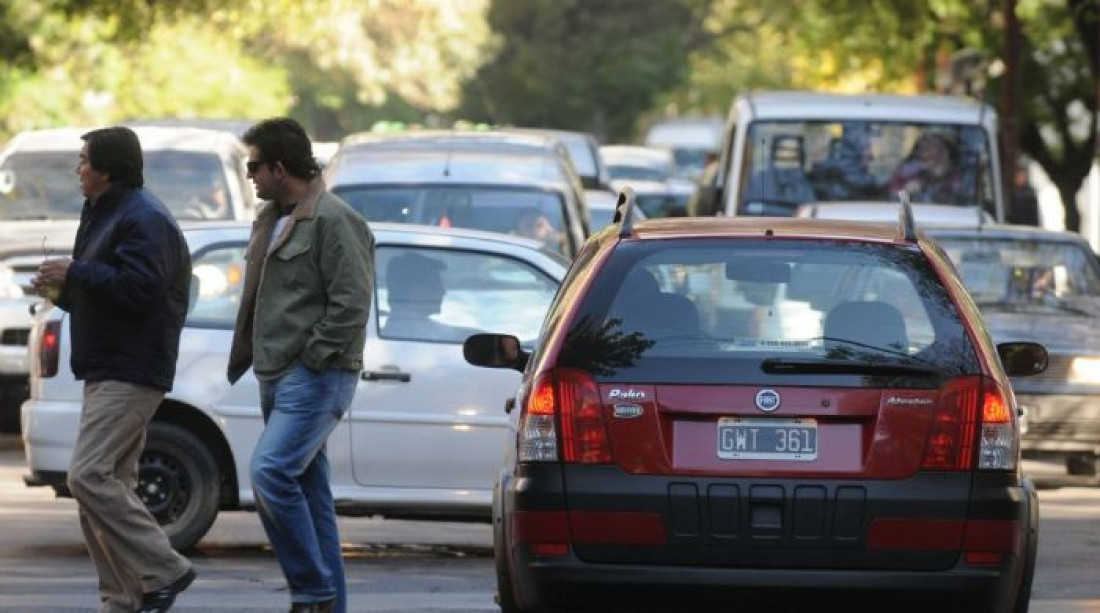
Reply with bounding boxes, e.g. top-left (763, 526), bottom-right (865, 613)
top-left (375, 246), bottom-right (558, 344)
top-left (186, 242), bottom-right (248, 328)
